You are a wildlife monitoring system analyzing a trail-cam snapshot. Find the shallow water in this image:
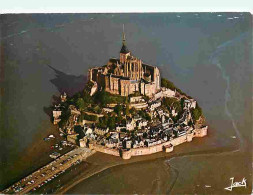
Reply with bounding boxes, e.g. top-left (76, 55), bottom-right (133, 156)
top-left (0, 13), bottom-right (252, 193)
